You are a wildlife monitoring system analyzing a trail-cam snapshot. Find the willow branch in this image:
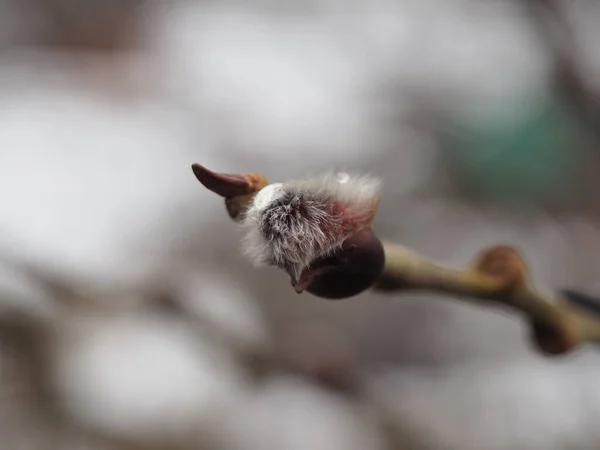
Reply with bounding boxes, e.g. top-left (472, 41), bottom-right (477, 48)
top-left (190, 163), bottom-right (600, 357)
top-left (375, 242), bottom-right (600, 355)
